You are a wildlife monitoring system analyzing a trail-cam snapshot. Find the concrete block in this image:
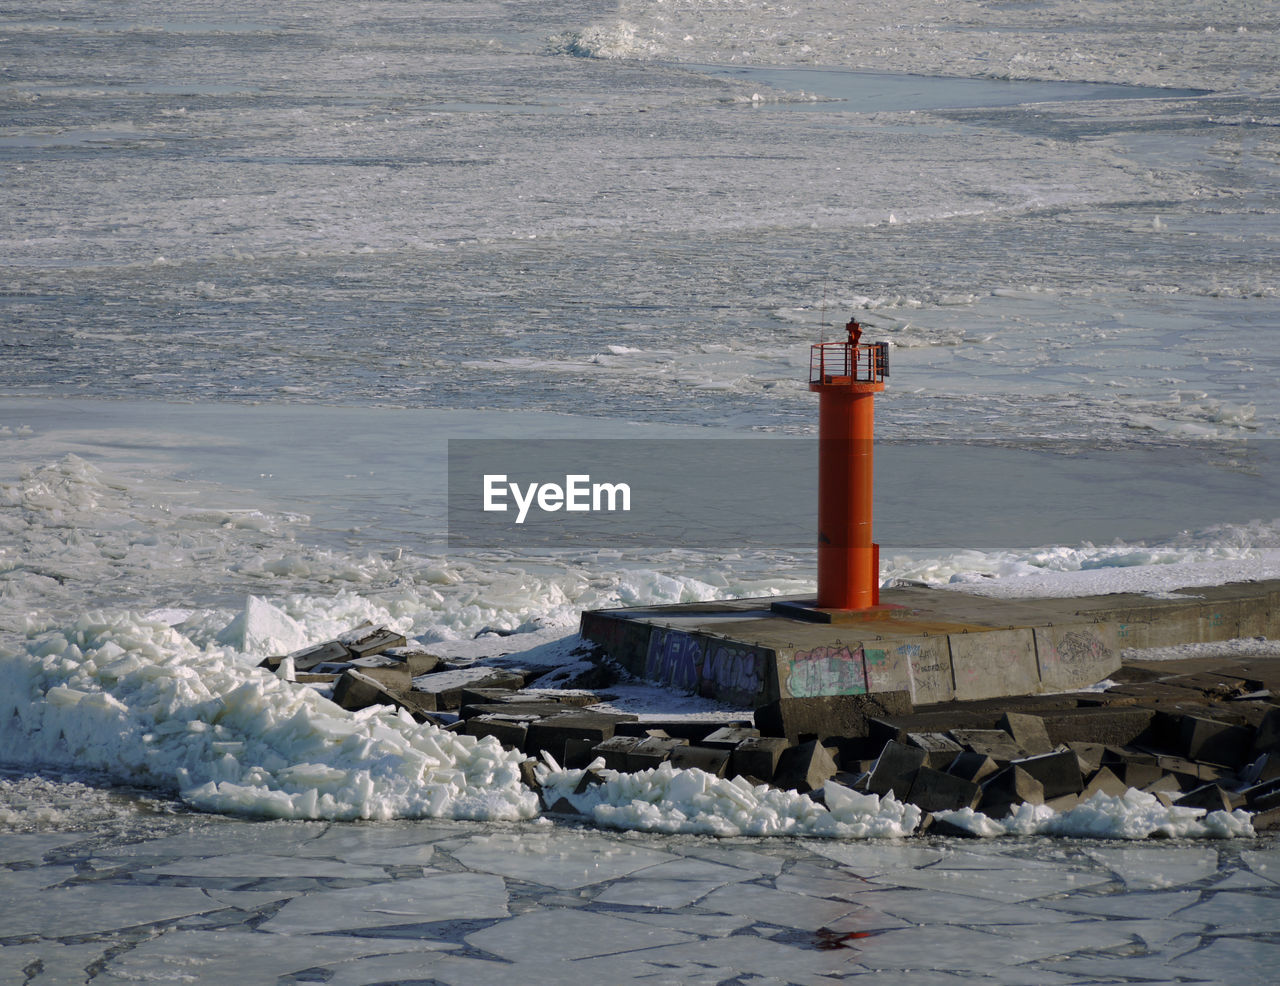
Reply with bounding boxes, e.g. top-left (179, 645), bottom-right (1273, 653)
top-left (1080, 766), bottom-right (1128, 799)
top-left (1115, 761), bottom-right (1165, 790)
top-left (948, 628), bottom-right (1039, 702)
top-left (616, 719), bottom-right (750, 742)
top-left (1153, 754), bottom-right (1223, 785)
top-left (563, 737), bottom-right (598, 769)
top-left (284, 639), bottom-right (350, 672)
top-left (755, 692), bottom-right (912, 745)
top-left (1180, 715), bottom-right (1255, 766)
top-left (905, 766), bottom-right (982, 813)
top-left (1067, 742), bottom-right (1106, 775)
top-left (905, 732), bottom-right (965, 768)
top-left (331, 669), bottom-right (399, 712)
top-left (396, 690), bottom-right (444, 723)
top-left (1249, 806), bottom-right (1280, 832)
top-left (980, 765), bottom-right (1045, 817)
top-left (730, 736), bottom-right (792, 781)
top-left (1141, 774), bottom-right (1183, 797)
top-left (669, 744), bottom-right (731, 777)
top-left (866, 740), bottom-right (927, 800)
top-left (1011, 751), bottom-right (1083, 800)
top-left (947, 752), bottom-right (999, 785)
top-left (462, 688), bottom-right (596, 709)
top-left (1033, 623), bottom-right (1119, 692)
top-left (1253, 708), bottom-right (1280, 754)
top-left (519, 758), bottom-right (540, 792)
top-left (774, 740), bottom-right (839, 793)
top-left (463, 715), bottom-right (528, 749)
top-left (383, 646), bottom-right (443, 676)
top-left (701, 725), bottom-right (761, 749)
top-left (337, 624), bottom-right (408, 659)
top-left (948, 729), bottom-right (1023, 763)
top-left (625, 736), bottom-right (689, 772)
top-left (1046, 793), bottom-right (1081, 812)
top-left (524, 710), bottom-right (637, 762)
top-left (352, 664), bottom-right (412, 693)
top-left (413, 668), bottom-right (525, 711)
top-left (1242, 778), bottom-right (1280, 812)
top-left (459, 700), bottom-right (571, 721)
top-left (593, 735), bottom-right (641, 772)
top-left (1037, 707), bottom-right (1156, 747)
top-left (1174, 784), bottom-right (1246, 812)
top-left (997, 713), bottom-right (1053, 756)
